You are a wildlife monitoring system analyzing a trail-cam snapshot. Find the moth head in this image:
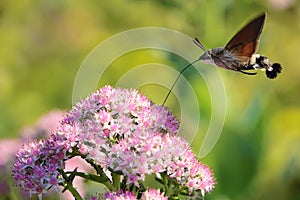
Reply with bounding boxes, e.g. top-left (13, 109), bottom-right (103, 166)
top-left (199, 50), bottom-right (215, 65)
